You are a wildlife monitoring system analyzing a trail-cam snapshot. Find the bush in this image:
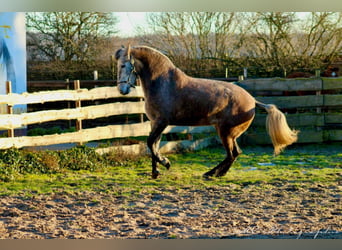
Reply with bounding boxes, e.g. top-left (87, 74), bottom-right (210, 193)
top-left (0, 148), bottom-right (59, 181)
top-left (58, 146), bottom-right (105, 171)
top-left (0, 145), bottom-right (149, 181)
top-left (0, 146), bottom-right (109, 181)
